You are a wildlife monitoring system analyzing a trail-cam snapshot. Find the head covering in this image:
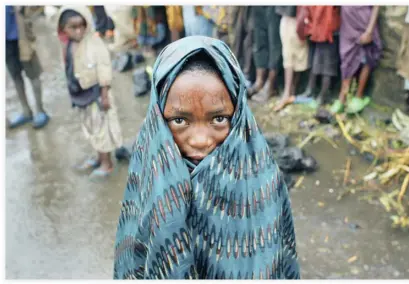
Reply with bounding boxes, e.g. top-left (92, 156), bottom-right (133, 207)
top-left (113, 36), bottom-right (300, 280)
top-left (56, 6), bottom-right (95, 49)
